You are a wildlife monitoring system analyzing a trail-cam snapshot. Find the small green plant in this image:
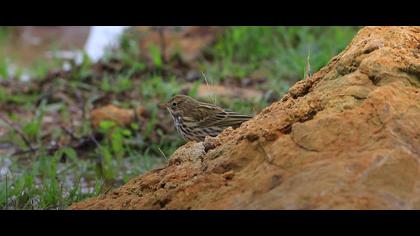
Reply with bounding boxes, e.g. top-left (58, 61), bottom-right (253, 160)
top-left (100, 73), bottom-right (112, 92)
top-left (115, 74), bottom-right (133, 93)
top-left (31, 59), bottom-right (51, 79)
top-left (22, 99), bottom-right (46, 142)
top-left (148, 44), bottom-right (163, 69)
top-left (0, 58), bottom-right (9, 80)
top-left (78, 51), bottom-right (92, 78)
